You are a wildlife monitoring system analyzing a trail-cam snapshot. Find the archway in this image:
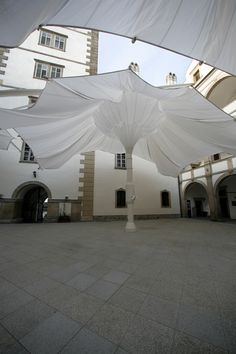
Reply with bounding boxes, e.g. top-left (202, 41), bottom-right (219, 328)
top-left (215, 174), bottom-right (236, 220)
top-left (206, 76), bottom-right (236, 115)
top-left (184, 182), bottom-right (209, 218)
top-left (12, 182), bottom-right (51, 223)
